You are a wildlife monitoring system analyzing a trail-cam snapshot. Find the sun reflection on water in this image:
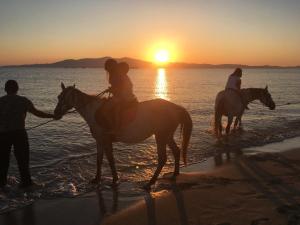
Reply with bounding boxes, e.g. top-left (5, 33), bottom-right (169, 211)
top-left (155, 68), bottom-right (169, 100)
